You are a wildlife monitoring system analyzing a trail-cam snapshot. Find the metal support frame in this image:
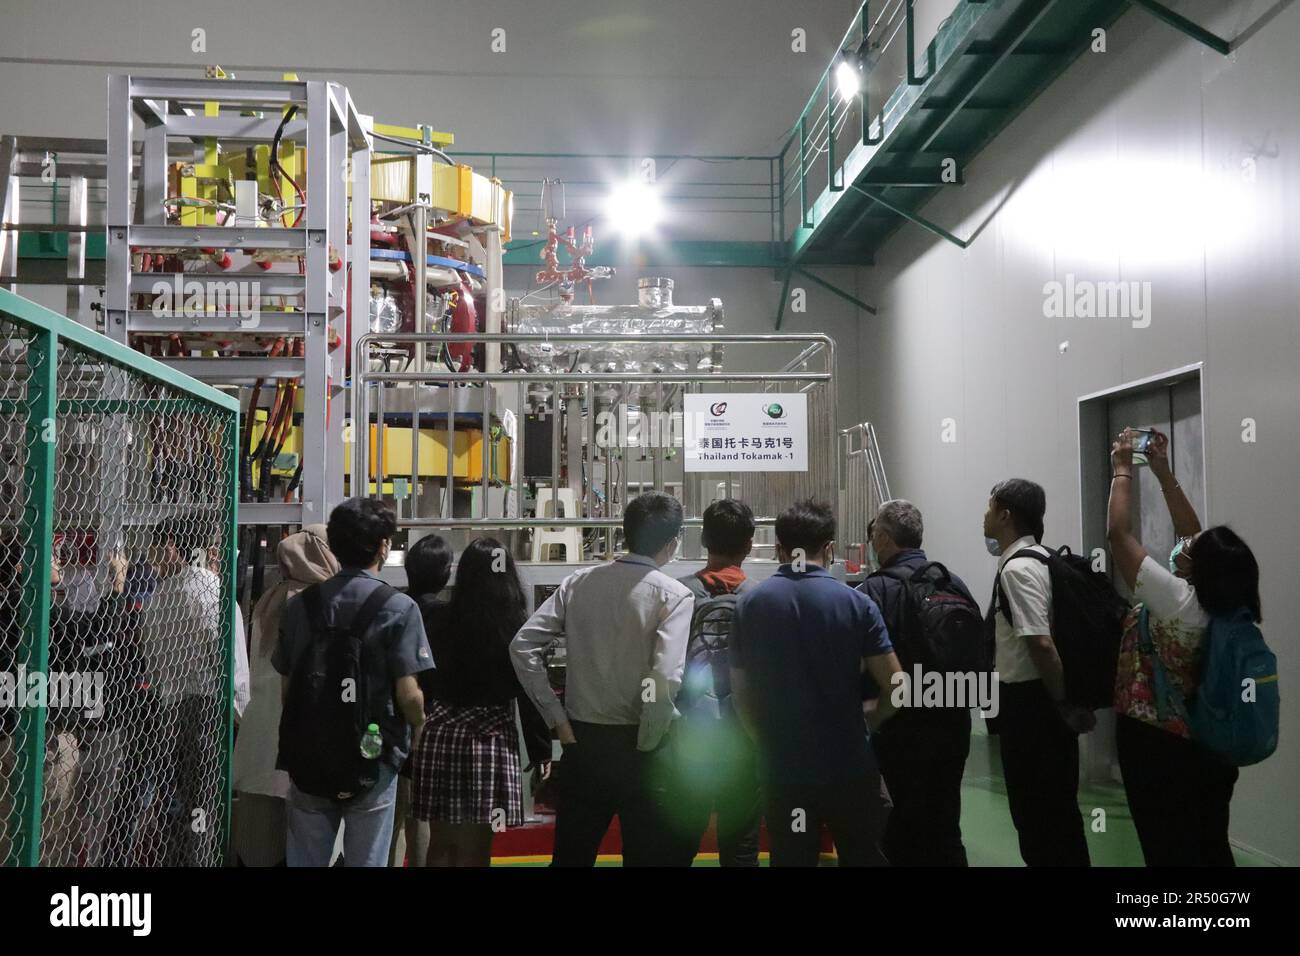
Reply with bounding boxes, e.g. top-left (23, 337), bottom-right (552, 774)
top-left (838, 421), bottom-right (891, 567)
top-left (828, 72), bottom-right (842, 193)
top-left (859, 3), bottom-right (883, 146)
top-left (779, 0), bottom-right (1156, 264)
top-left (905, 0), bottom-right (937, 85)
top-left (794, 267), bottom-right (877, 316)
top-left (64, 176), bottom-right (90, 325)
top-left (0, 136), bottom-right (124, 299)
top-left (774, 267), bottom-right (794, 330)
top-left (798, 115), bottom-right (811, 228)
top-left (777, 152), bottom-right (786, 249)
top-left (914, 0), bottom-right (1065, 157)
top-left (775, 264), bottom-right (877, 329)
top-left (849, 183), bottom-right (970, 249)
top-left (1127, 0), bottom-right (1231, 54)
top-left (483, 226), bottom-right (504, 374)
top-left (0, 136), bottom-right (18, 291)
top-left (220, 406), bottom-right (239, 858)
top-left (301, 81), bottom-right (330, 527)
top-left (106, 74), bottom-right (371, 526)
